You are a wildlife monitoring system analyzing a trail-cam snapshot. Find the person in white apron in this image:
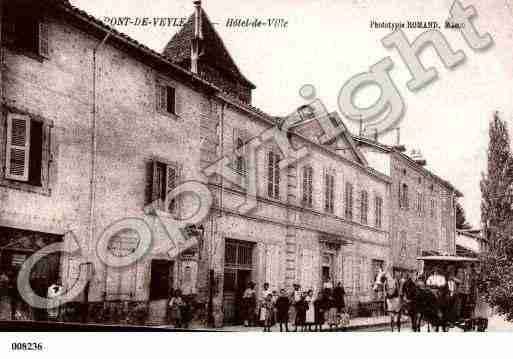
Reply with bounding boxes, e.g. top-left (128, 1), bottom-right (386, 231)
top-left (305, 289), bottom-right (315, 330)
top-left (47, 281), bottom-right (64, 320)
